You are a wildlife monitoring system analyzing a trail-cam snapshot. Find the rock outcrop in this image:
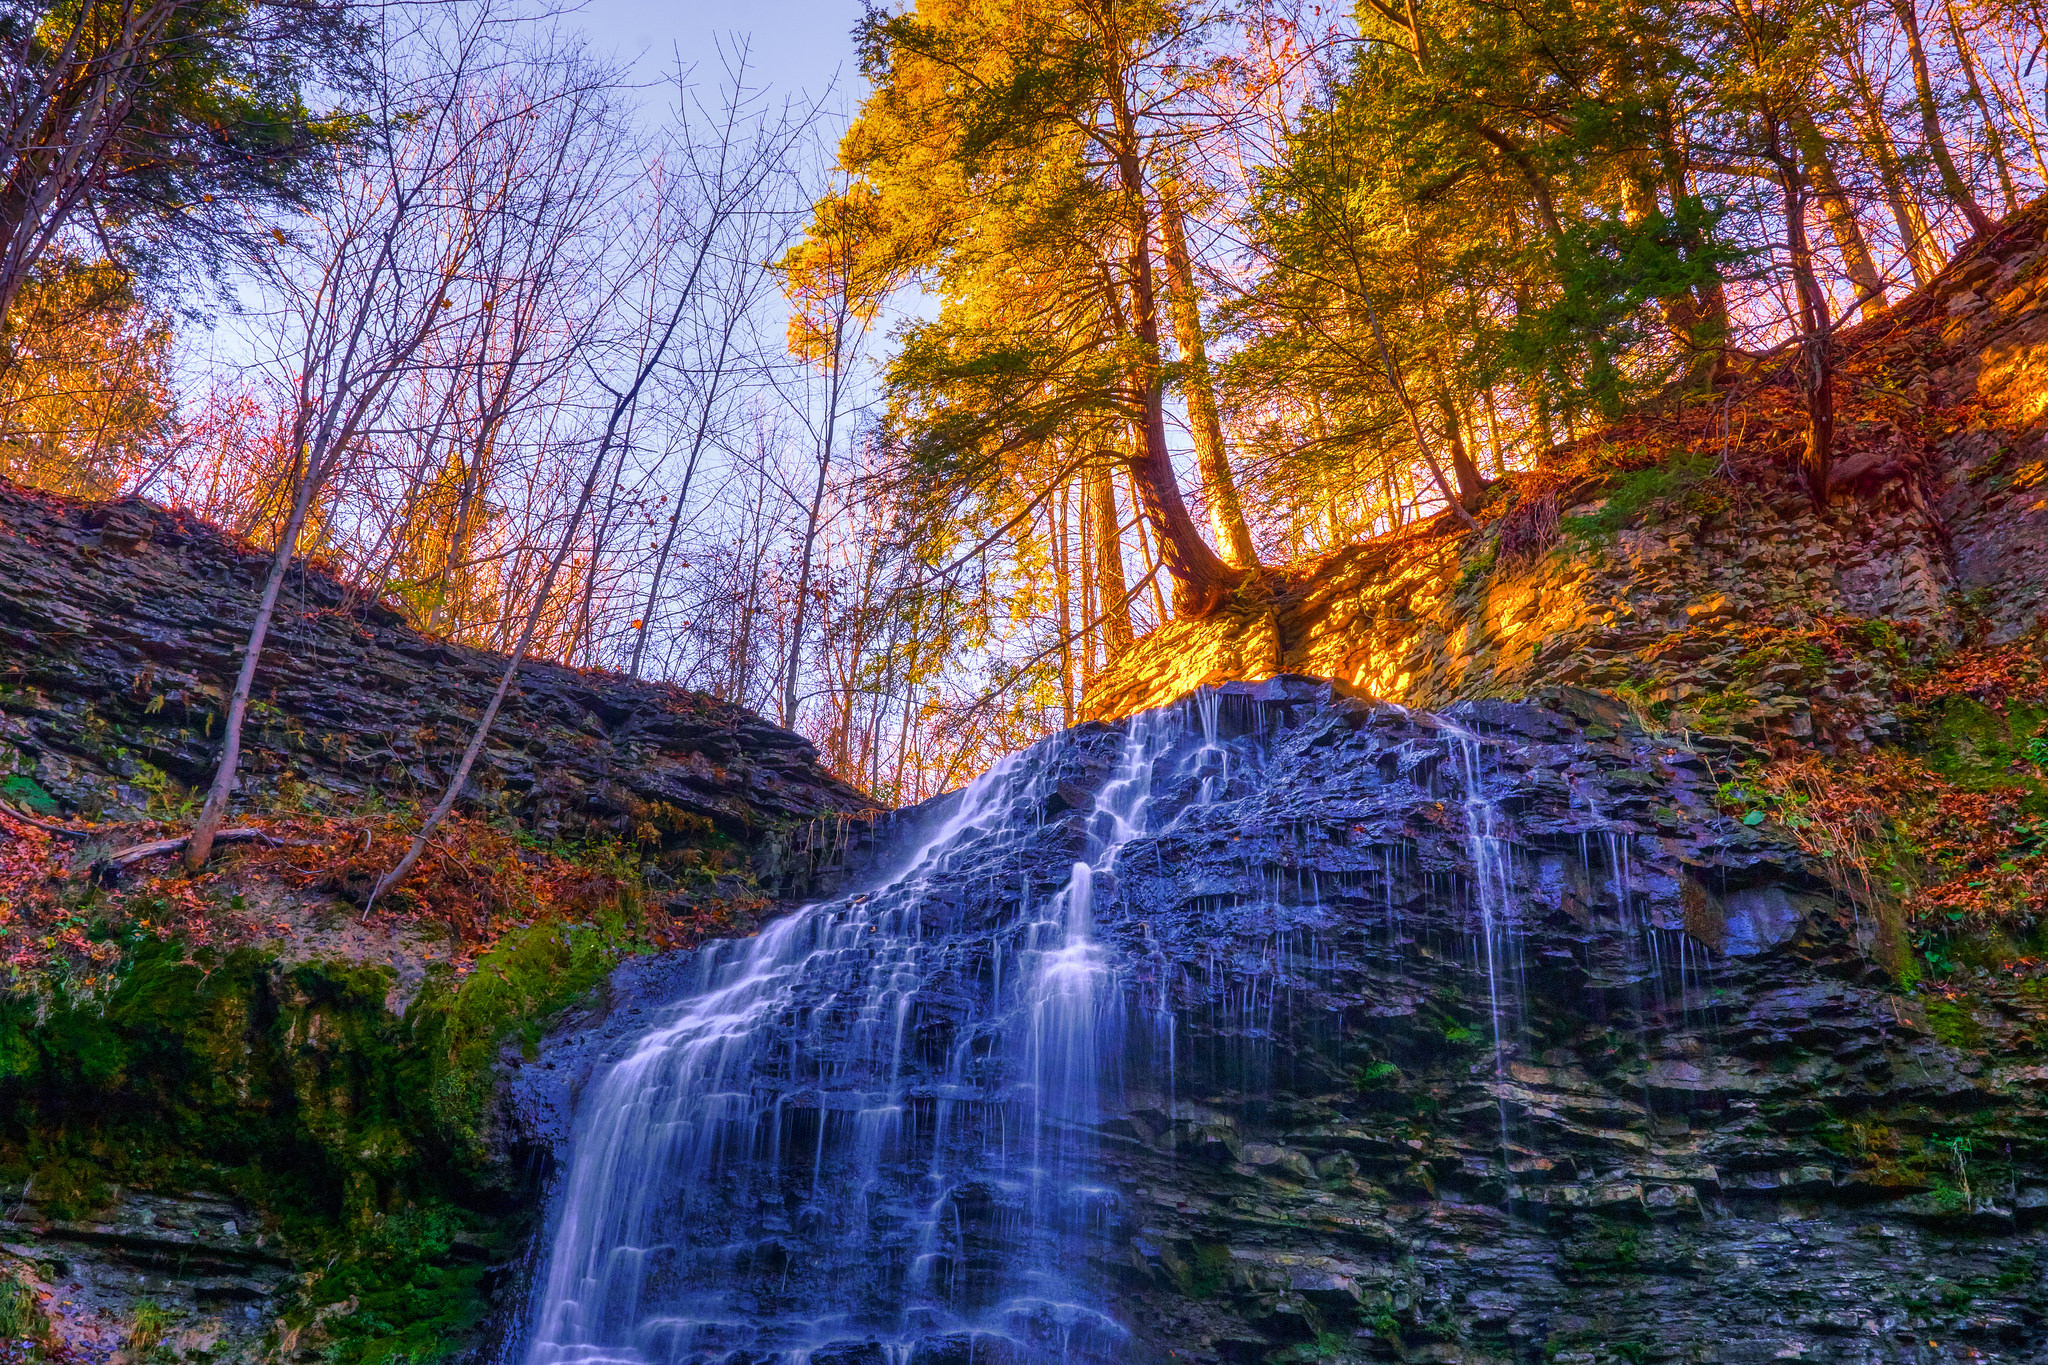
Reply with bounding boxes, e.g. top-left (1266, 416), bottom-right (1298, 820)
top-left (0, 479), bottom-right (872, 891)
top-left (510, 680), bottom-right (2048, 1365)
